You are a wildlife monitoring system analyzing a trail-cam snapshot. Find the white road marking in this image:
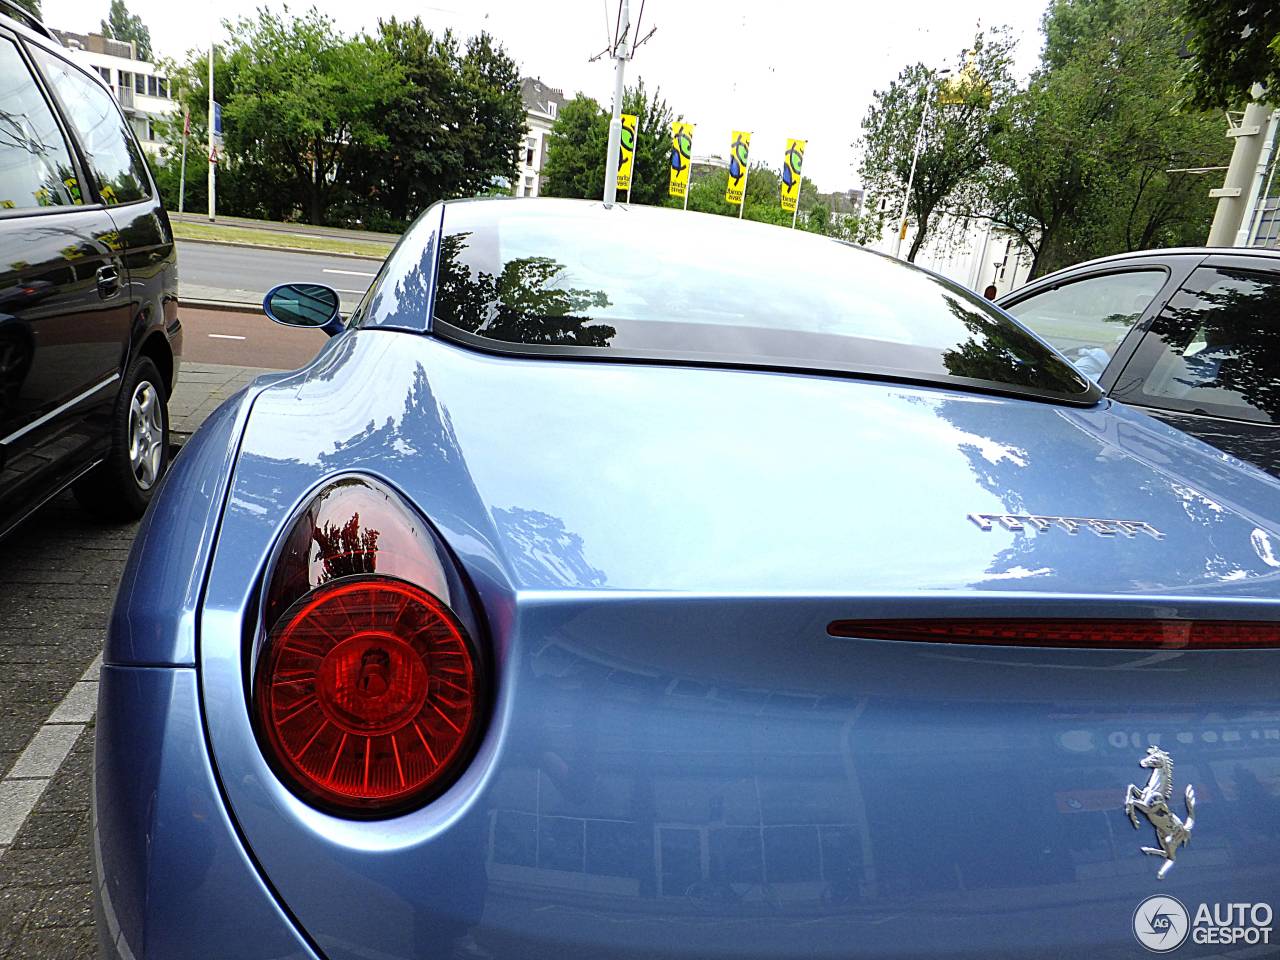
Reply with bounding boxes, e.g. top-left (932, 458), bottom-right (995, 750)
top-left (323, 268), bottom-right (376, 278)
top-left (208, 334), bottom-right (246, 340)
top-left (0, 654), bottom-right (102, 852)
